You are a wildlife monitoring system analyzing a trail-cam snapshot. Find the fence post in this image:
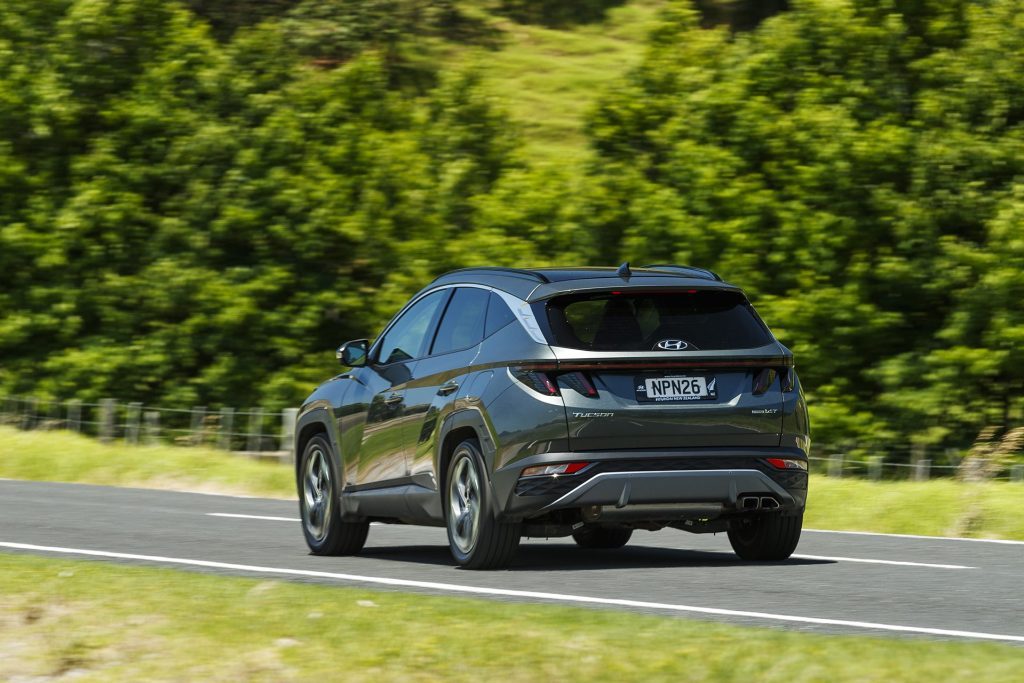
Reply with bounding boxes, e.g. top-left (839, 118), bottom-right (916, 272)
top-left (143, 411), bottom-right (161, 445)
top-left (944, 448), bottom-right (961, 469)
top-left (219, 407), bottom-right (235, 451)
top-left (190, 406), bottom-right (207, 446)
top-left (868, 456), bottom-right (883, 482)
top-left (1011, 464), bottom-right (1024, 483)
top-left (47, 399), bottom-right (61, 430)
top-left (67, 399), bottom-right (82, 432)
top-left (22, 396), bottom-right (37, 430)
top-left (99, 399), bottom-right (116, 442)
top-left (246, 408), bottom-right (263, 452)
top-left (829, 453), bottom-right (844, 478)
top-left (124, 402), bottom-right (142, 445)
top-left (915, 458), bottom-right (931, 482)
top-left (281, 408), bottom-right (299, 457)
